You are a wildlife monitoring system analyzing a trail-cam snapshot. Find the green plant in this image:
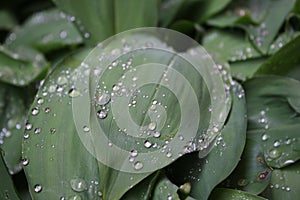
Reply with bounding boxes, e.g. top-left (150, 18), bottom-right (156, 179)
top-left (1, 0), bottom-right (300, 199)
